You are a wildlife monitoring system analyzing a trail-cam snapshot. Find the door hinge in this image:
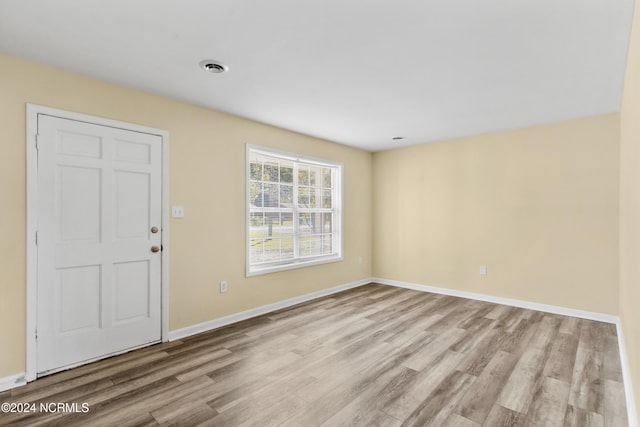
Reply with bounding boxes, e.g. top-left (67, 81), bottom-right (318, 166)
top-left (35, 134), bottom-right (40, 150)
top-left (35, 231), bottom-right (38, 245)
top-left (35, 329), bottom-right (38, 340)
